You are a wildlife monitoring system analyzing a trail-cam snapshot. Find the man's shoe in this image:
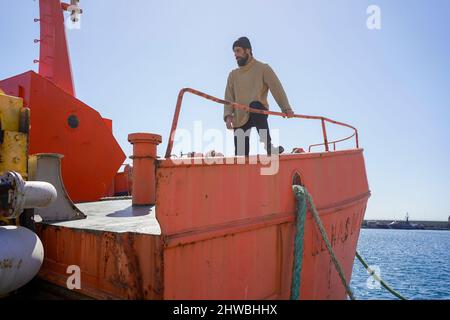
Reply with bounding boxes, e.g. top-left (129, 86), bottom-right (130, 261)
top-left (268, 145), bottom-right (284, 155)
